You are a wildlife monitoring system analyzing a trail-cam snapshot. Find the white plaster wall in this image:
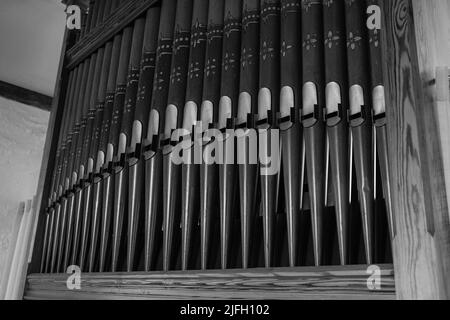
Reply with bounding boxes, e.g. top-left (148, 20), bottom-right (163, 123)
top-left (0, 0), bottom-right (66, 96)
top-left (0, 0), bottom-right (65, 280)
top-left (0, 97), bottom-right (49, 280)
